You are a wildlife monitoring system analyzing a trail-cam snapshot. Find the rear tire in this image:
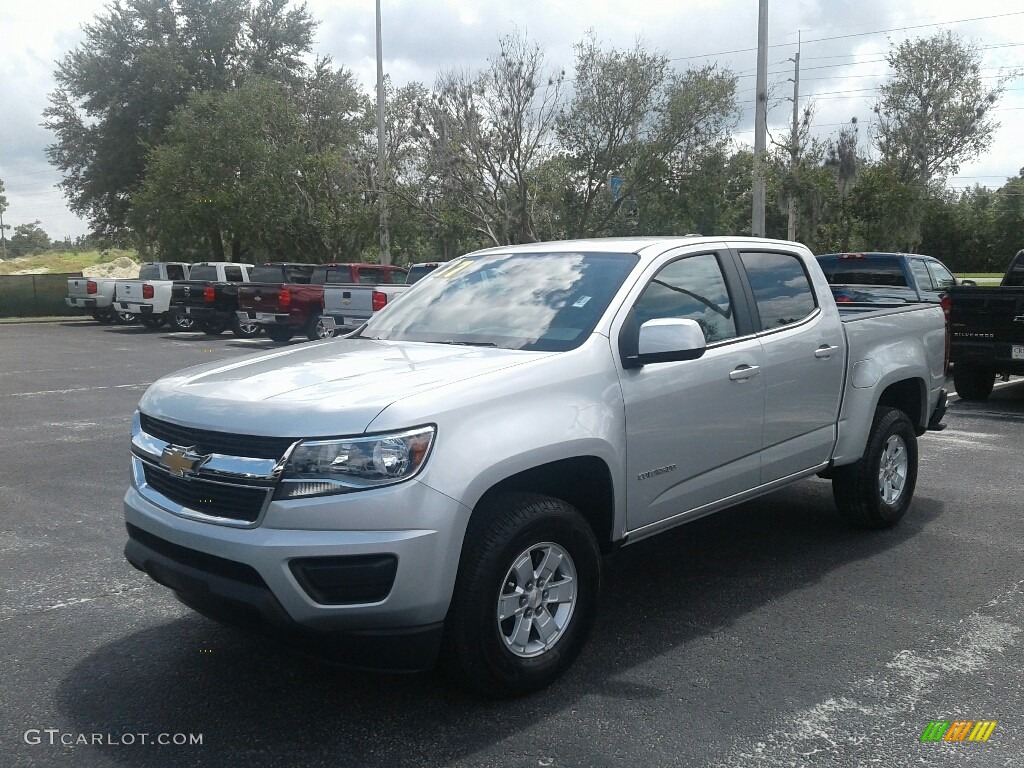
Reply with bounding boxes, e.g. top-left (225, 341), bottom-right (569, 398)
top-left (90, 308), bottom-right (114, 324)
top-left (952, 363), bottom-right (995, 401)
top-left (114, 311), bottom-right (136, 325)
top-left (231, 315), bottom-right (261, 338)
top-left (306, 312), bottom-right (335, 341)
top-left (443, 493), bottom-right (601, 697)
top-left (832, 406), bottom-right (918, 529)
top-left (265, 325), bottom-right (294, 343)
top-left (170, 313), bottom-right (197, 332)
